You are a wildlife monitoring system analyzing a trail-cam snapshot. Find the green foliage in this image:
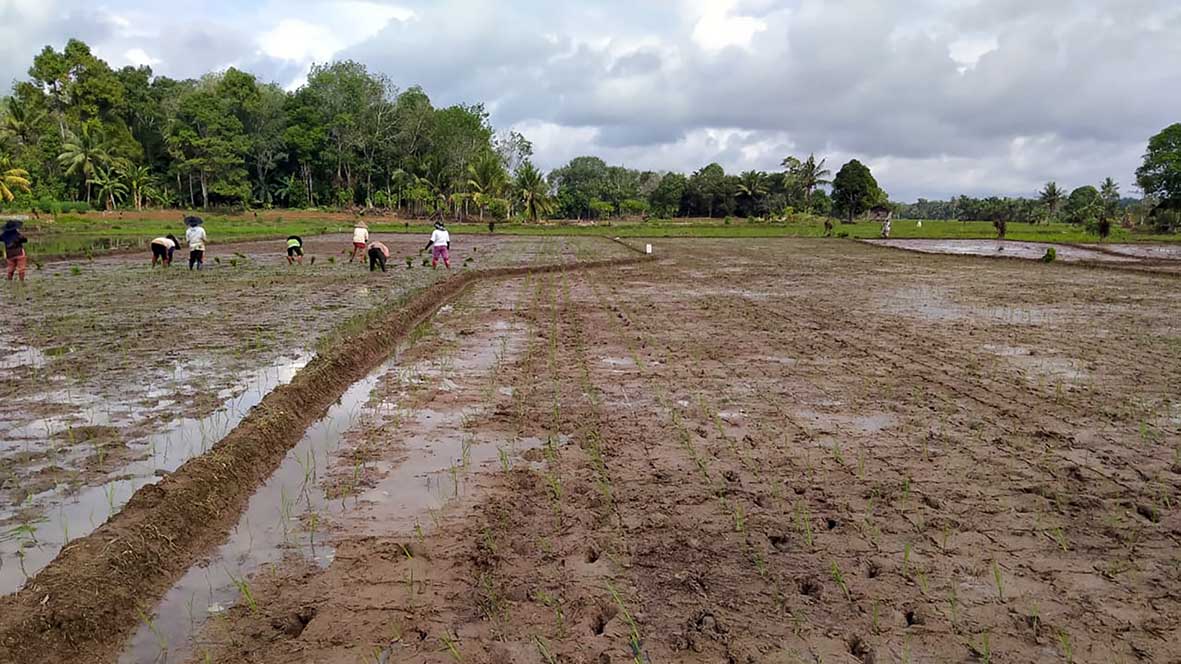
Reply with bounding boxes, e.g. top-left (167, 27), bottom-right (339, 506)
top-left (1042, 247), bottom-right (1057, 263)
top-left (1064, 185), bottom-right (1101, 225)
top-left (1136, 123), bottom-right (1181, 207)
top-left (831, 159), bottom-right (886, 223)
